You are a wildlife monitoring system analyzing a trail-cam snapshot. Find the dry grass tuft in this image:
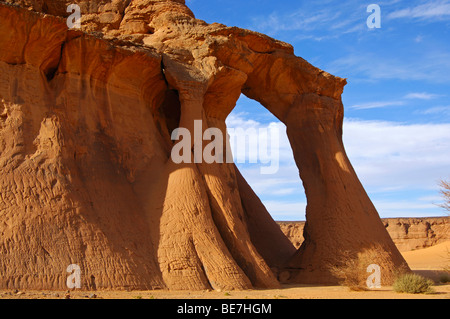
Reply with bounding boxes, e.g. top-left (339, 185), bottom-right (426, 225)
top-left (327, 244), bottom-right (408, 291)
